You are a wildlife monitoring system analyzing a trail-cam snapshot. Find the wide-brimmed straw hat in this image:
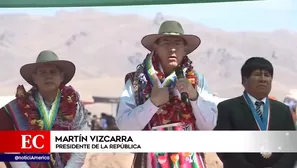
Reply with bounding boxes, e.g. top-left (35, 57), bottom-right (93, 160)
top-left (141, 20), bottom-right (201, 54)
top-left (20, 50), bottom-right (76, 85)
